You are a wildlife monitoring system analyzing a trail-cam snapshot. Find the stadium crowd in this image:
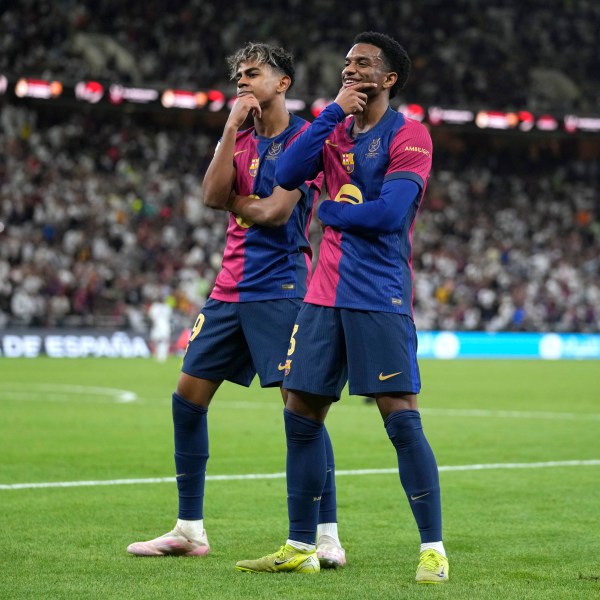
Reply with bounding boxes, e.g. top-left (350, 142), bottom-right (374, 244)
top-left (413, 141), bottom-right (599, 333)
top-left (1, 104), bottom-right (598, 333)
top-left (0, 104), bottom-right (223, 333)
top-left (2, 0), bottom-right (599, 112)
